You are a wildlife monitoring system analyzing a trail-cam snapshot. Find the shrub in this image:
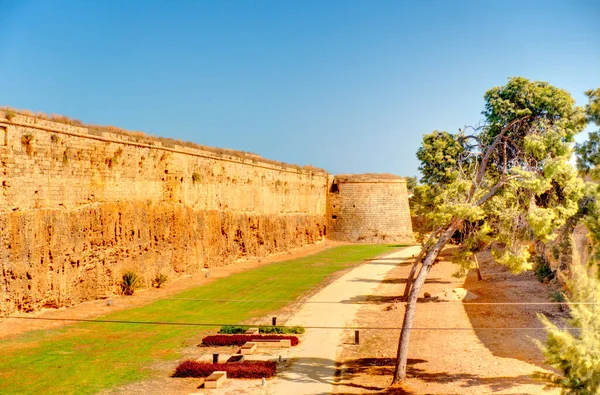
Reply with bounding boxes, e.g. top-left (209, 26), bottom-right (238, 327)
top-left (5, 109), bottom-right (15, 121)
top-left (536, 265), bottom-right (600, 393)
top-left (201, 334), bottom-right (299, 347)
top-left (535, 259), bottom-right (554, 283)
top-left (218, 325), bottom-right (305, 335)
top-left (121, 271), bottom-right (140, 295)
top-left (259, 325), bottom-right (305, 334)
top-left (152, 273), bottom-right (168, 289)
top-left (173, 360), bottom-right (277, 378)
